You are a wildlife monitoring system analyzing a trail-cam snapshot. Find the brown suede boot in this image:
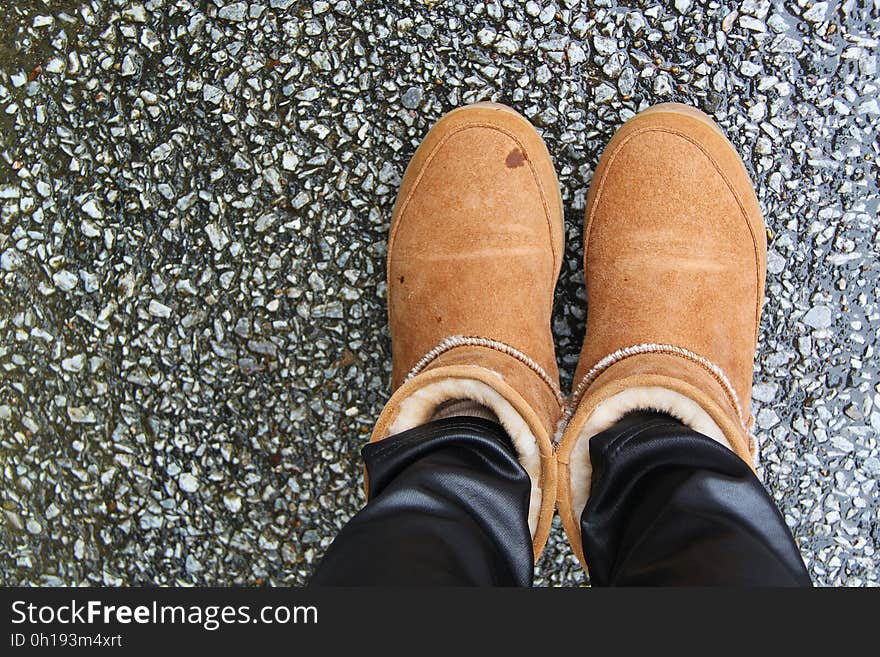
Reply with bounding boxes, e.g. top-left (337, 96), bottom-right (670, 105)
top-left (370, 103), bottom-right (564, 558)
top-left (556, 103), bottom-right (767, 571)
